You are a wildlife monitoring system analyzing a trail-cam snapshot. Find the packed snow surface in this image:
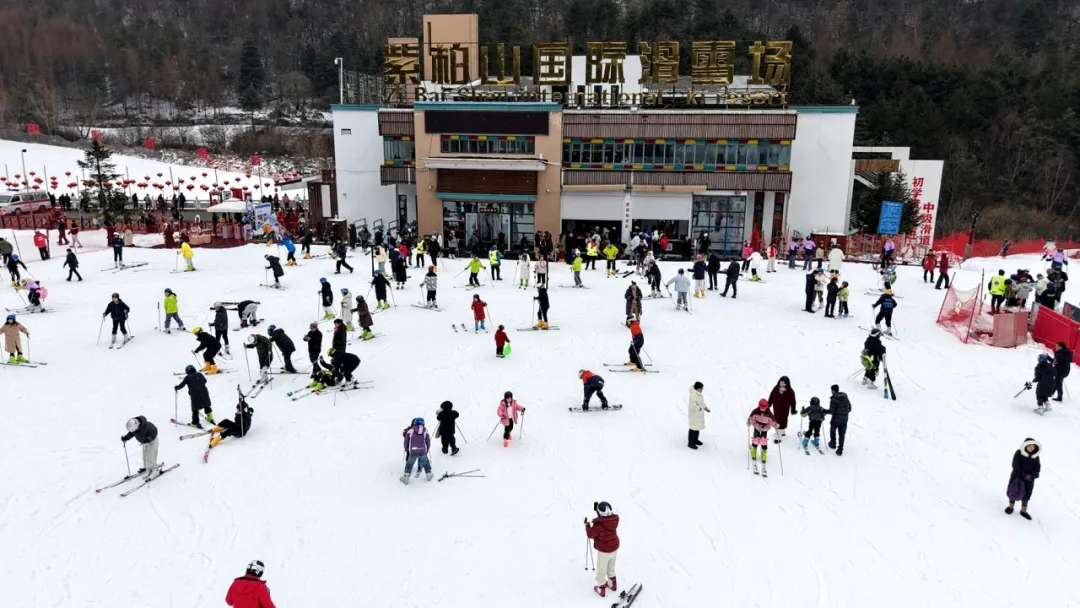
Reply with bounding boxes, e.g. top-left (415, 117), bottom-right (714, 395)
top-left (0, 236), bottom-right (1078, 607)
